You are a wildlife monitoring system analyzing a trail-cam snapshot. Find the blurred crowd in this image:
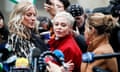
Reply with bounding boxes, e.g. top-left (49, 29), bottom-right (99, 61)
top-left (0, 0), bottom-right (120, 72)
